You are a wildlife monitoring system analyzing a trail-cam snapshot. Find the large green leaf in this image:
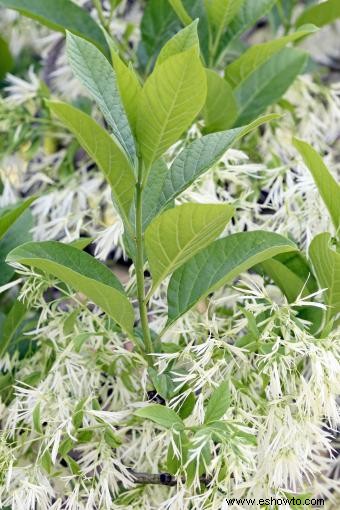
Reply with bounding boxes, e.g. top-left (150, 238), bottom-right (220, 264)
top-left (7, 241), bottom-right (135, 335)
top-left (145, 203), bottom-right (234, 290)
top-left (167, 231), bottom-right (296, 325)
top-left (225, 26), bottom-right (317, 88)
top-left (48, 101), bottom-right (135, 226)
top-left (135, 404), bottom-right (184, 429)
top-left (0, 197), bottom-right (35, 241)
top-left (205, 0), bottom-right (244, 30)
top-left (110, 51), bottom-right (142, 133)
top-left (296, 0), bottom-right (340, 28)
top-left (293, 138), bottom-right (340, 231)
top-left (136, 46), bottom-right (207, 174)
top-left (0, 0), bottom-right (108, 55)
top-left (202, 69), bottom-right (238, 132)
top-left (217, 0), bottom-right (278, 60)
top-left (233, 47), bottom-right (308, 126)
top-left (157, 114), bottom-right (279, 213)
top-left (156, 20), bottom-right (199, 67)
top-left (66, 32), bottom-right (136, 167)
top-left (309, 233), bottom-right (340, 322)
